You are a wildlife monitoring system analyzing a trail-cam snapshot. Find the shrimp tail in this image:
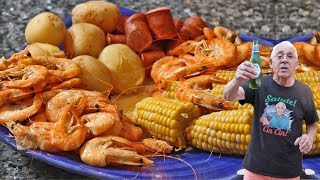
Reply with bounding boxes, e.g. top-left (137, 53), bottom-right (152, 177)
top-left (6, 121), bottom-right (38, 150)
